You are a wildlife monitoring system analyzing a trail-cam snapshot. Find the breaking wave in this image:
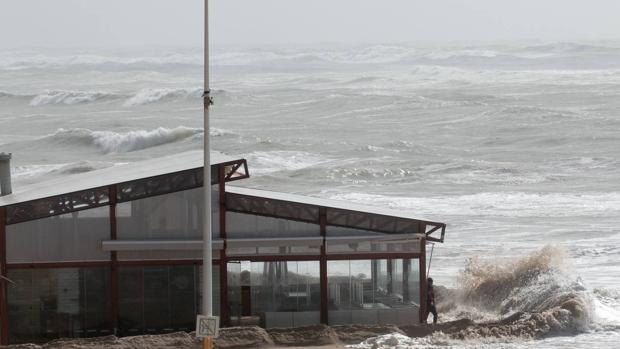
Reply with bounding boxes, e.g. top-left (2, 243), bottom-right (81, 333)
top-left (350, 247), bottom-right (594, 347)
top-left (434, 246), bottom-right (593, 340)
top-left (123, 87), bottom-right (203, 106)
top-left (13, 161), bottom-right (122, 184)
top-left (2, 87), bottom-right (221, 106)
top-left (41, 126), bottom-right (228, 153)
top-left (247, 151), bottom-right (330, 175)
top-left (29, 90), bottom-right (121, 106)
top-left (0, 52), bottom-right (202, 70)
